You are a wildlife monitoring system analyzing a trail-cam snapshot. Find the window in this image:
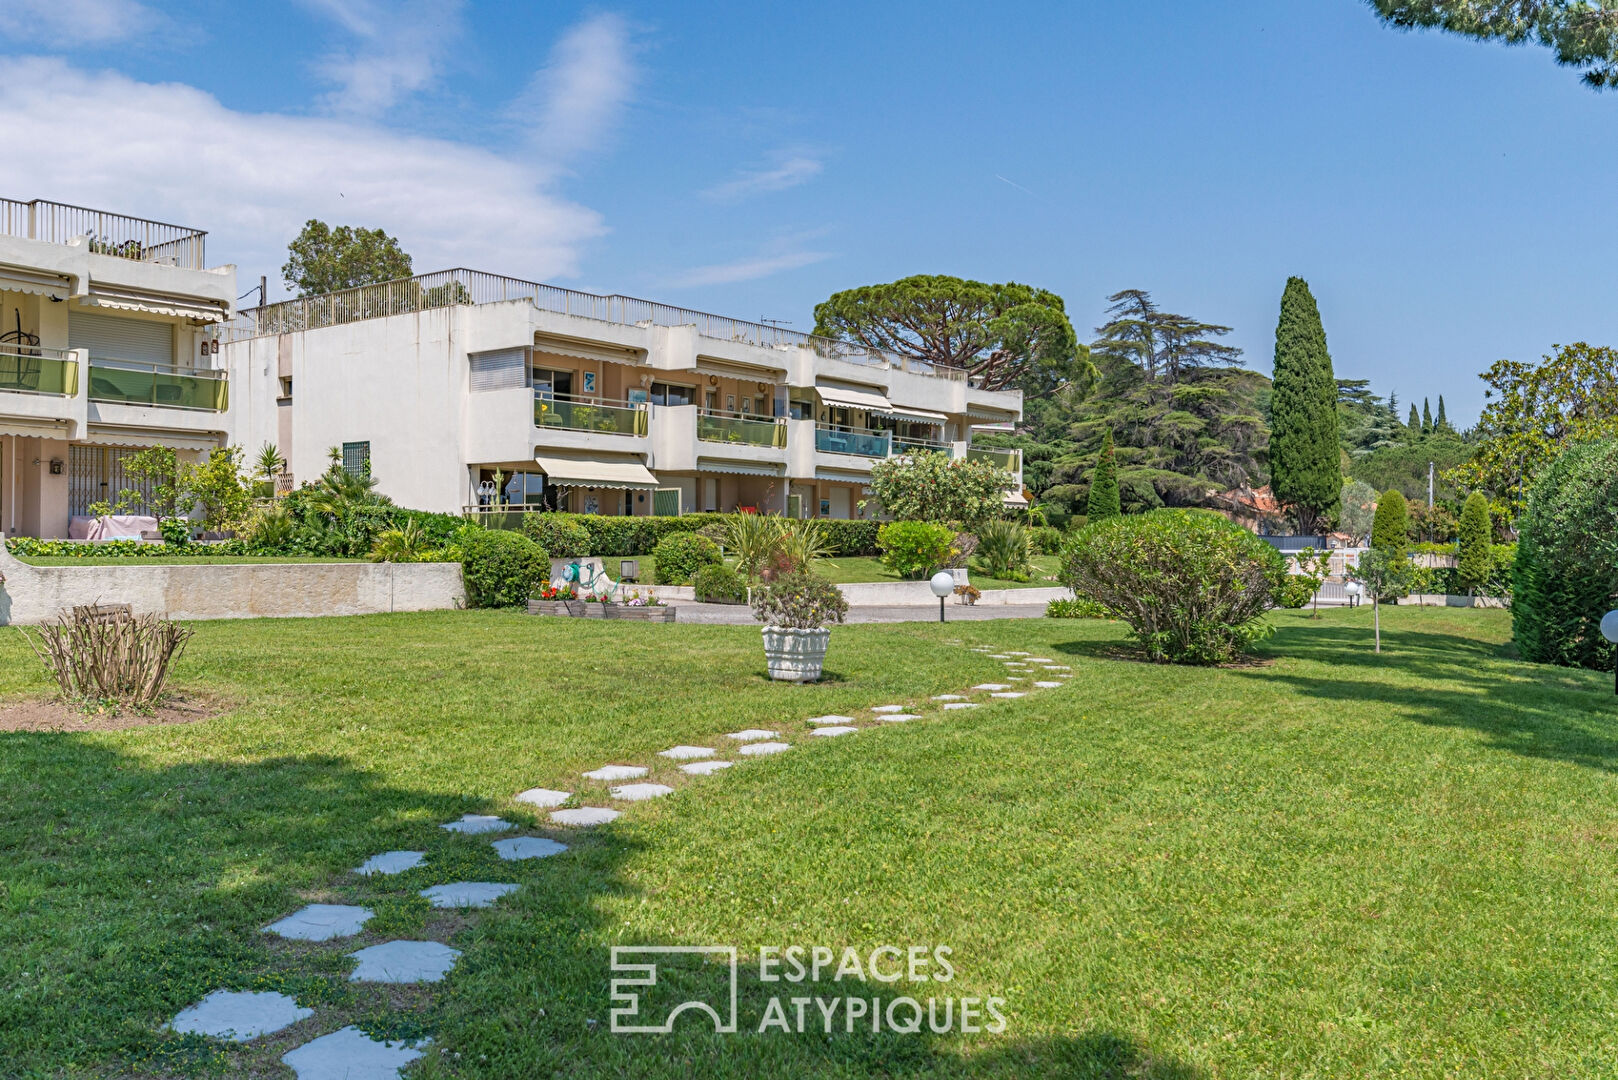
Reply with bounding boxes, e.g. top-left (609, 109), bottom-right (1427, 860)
top-left (533, 368), bottom-right (573, 400)
top-left (502, 471), bottom-right (546, 506)
top-left (649, 382), bottom-right (693, 406)
top-left (278, 376), bottom-right (292, 400)
top-left (341, 441), bottom-right (370, 476)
